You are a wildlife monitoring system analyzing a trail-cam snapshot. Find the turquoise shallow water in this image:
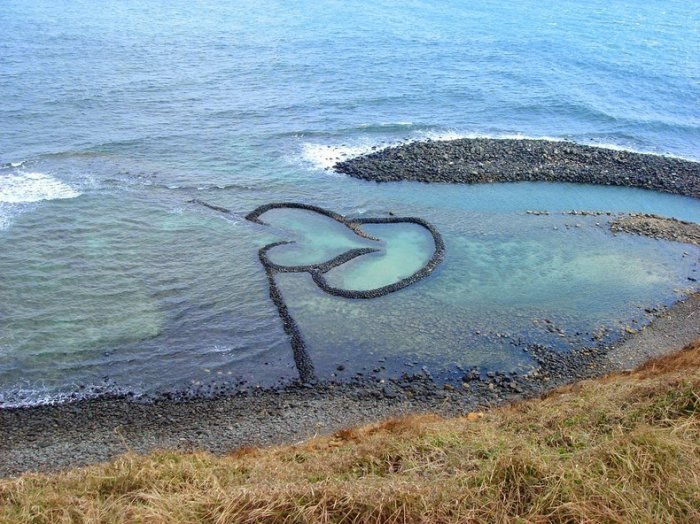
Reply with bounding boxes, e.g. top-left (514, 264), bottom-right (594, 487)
top-left (260, 208), bottom-right (376, 267)
top-left (324, 222), bottom-right (435, 292)
top-left (0, 1), bottom-right (699, 405)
